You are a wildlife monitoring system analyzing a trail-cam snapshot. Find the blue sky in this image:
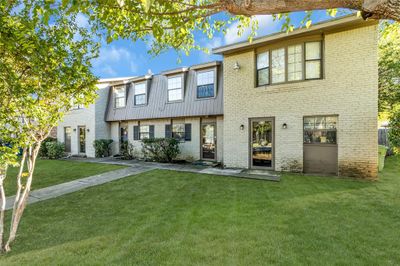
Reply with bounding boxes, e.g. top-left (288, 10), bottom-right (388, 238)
top-left (90, 10), bottom-right (347, 79)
